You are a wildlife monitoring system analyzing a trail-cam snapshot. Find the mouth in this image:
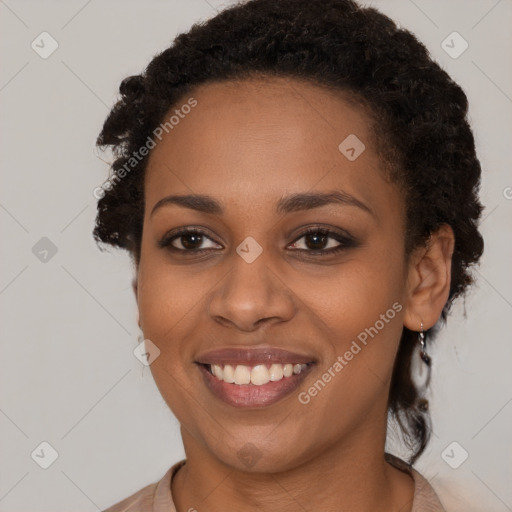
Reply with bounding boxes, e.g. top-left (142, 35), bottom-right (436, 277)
top-left (195, 347), bottom-right (316, 408)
